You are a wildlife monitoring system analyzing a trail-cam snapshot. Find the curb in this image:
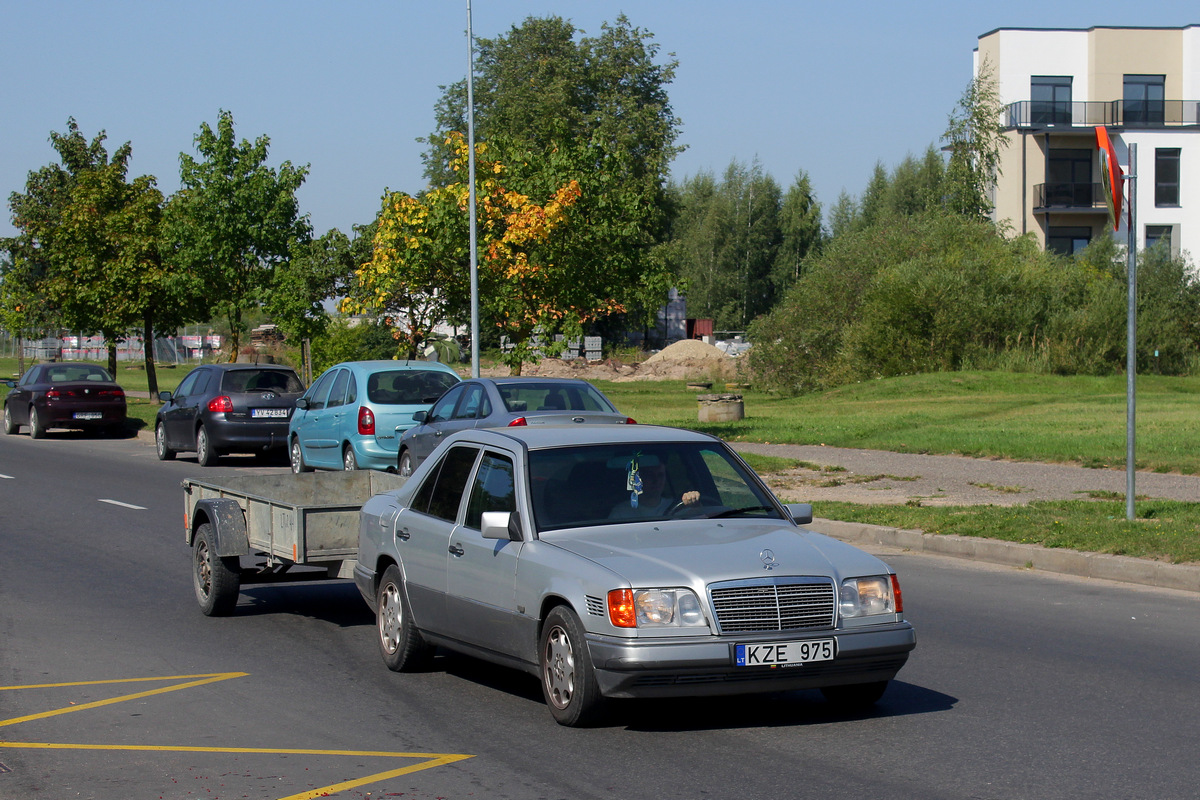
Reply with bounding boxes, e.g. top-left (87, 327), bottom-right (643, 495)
top-left (809, 518), bottom-right (1200, 594)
